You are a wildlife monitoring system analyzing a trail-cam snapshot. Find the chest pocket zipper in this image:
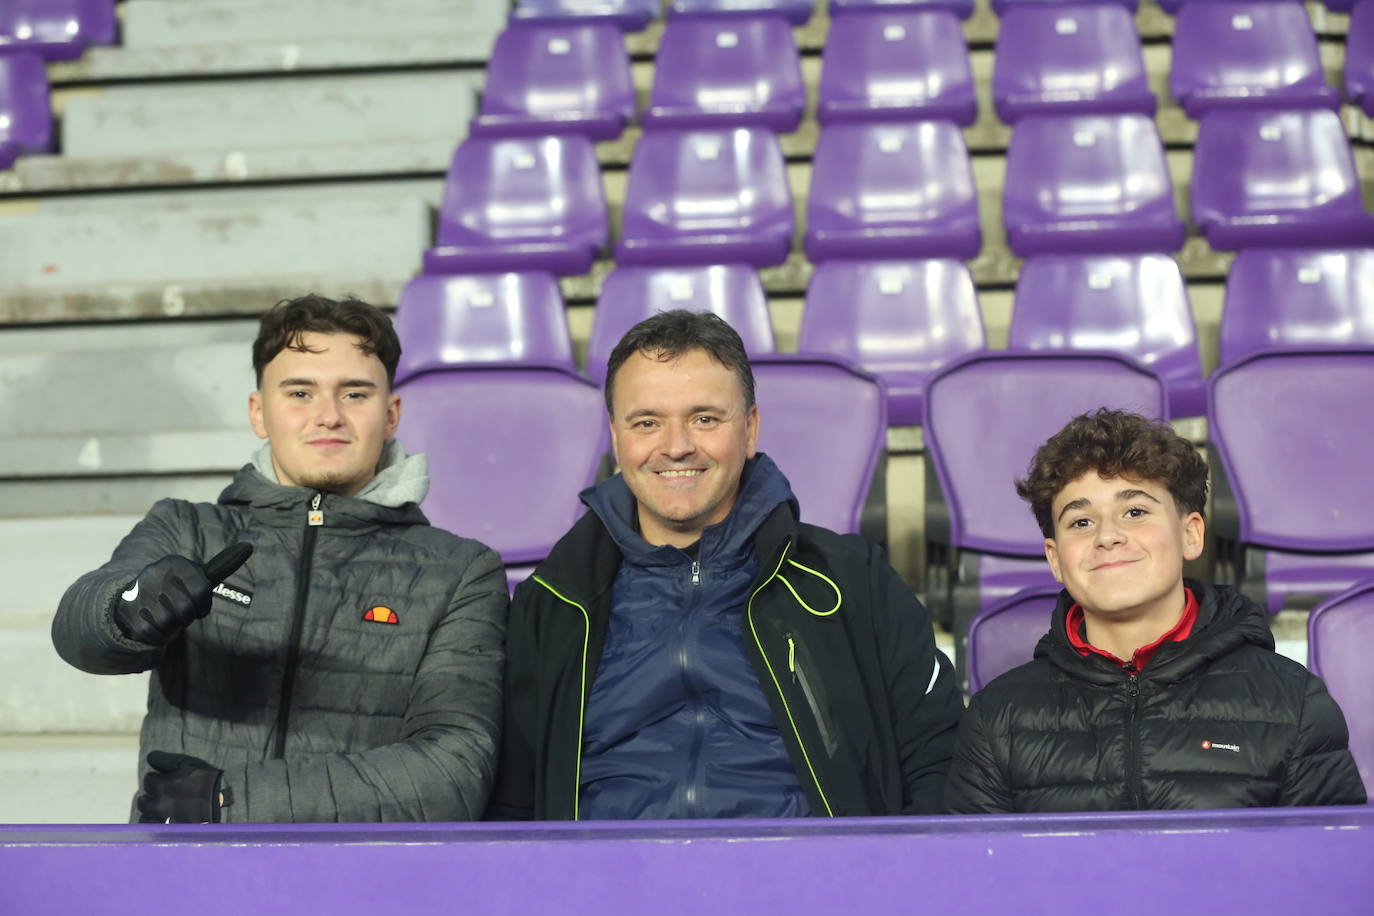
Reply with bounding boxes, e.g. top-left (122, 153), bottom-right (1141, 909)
top-left (787, 633), bottom-right (839, 756)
